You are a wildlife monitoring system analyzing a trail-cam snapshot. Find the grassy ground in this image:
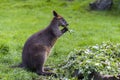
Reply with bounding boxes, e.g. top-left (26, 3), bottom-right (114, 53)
top-left (0, 0), bottom-right (120, 80)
